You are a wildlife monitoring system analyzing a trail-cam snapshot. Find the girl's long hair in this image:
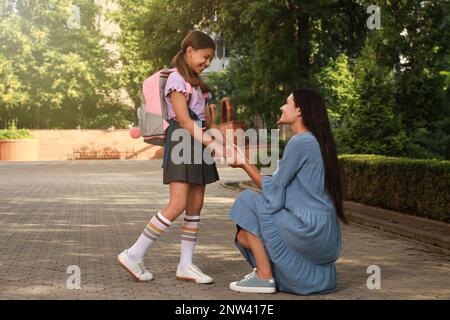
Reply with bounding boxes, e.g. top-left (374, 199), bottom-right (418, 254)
top-left (293, 89), bottom-right (348, 224)
top-left (171, 31), bottom-right (215, 93)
